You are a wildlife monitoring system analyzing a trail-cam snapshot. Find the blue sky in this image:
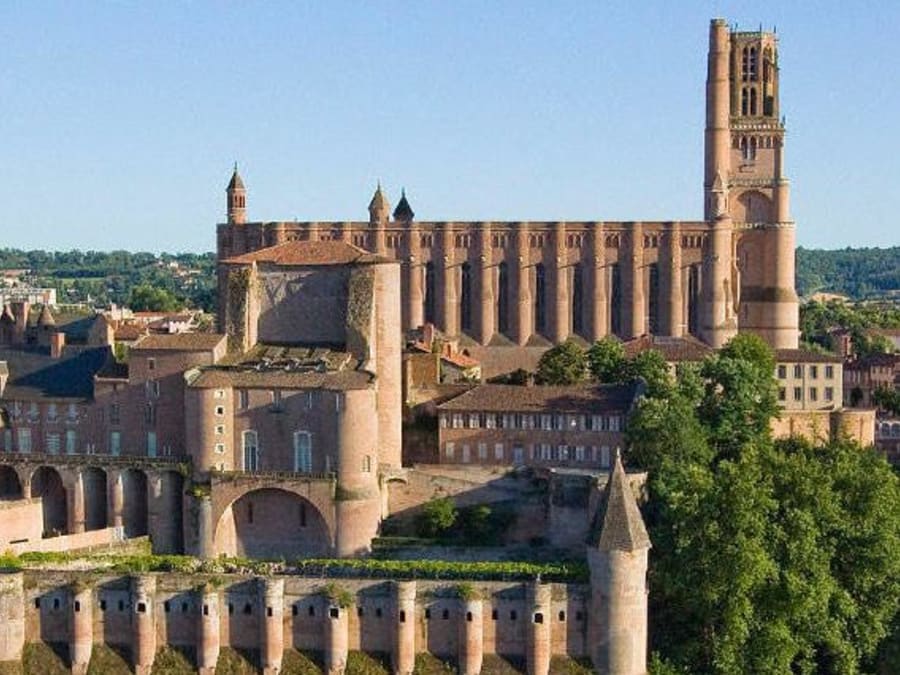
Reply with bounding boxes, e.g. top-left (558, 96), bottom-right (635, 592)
top-left (1, 1), bottom-right (898, 253)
